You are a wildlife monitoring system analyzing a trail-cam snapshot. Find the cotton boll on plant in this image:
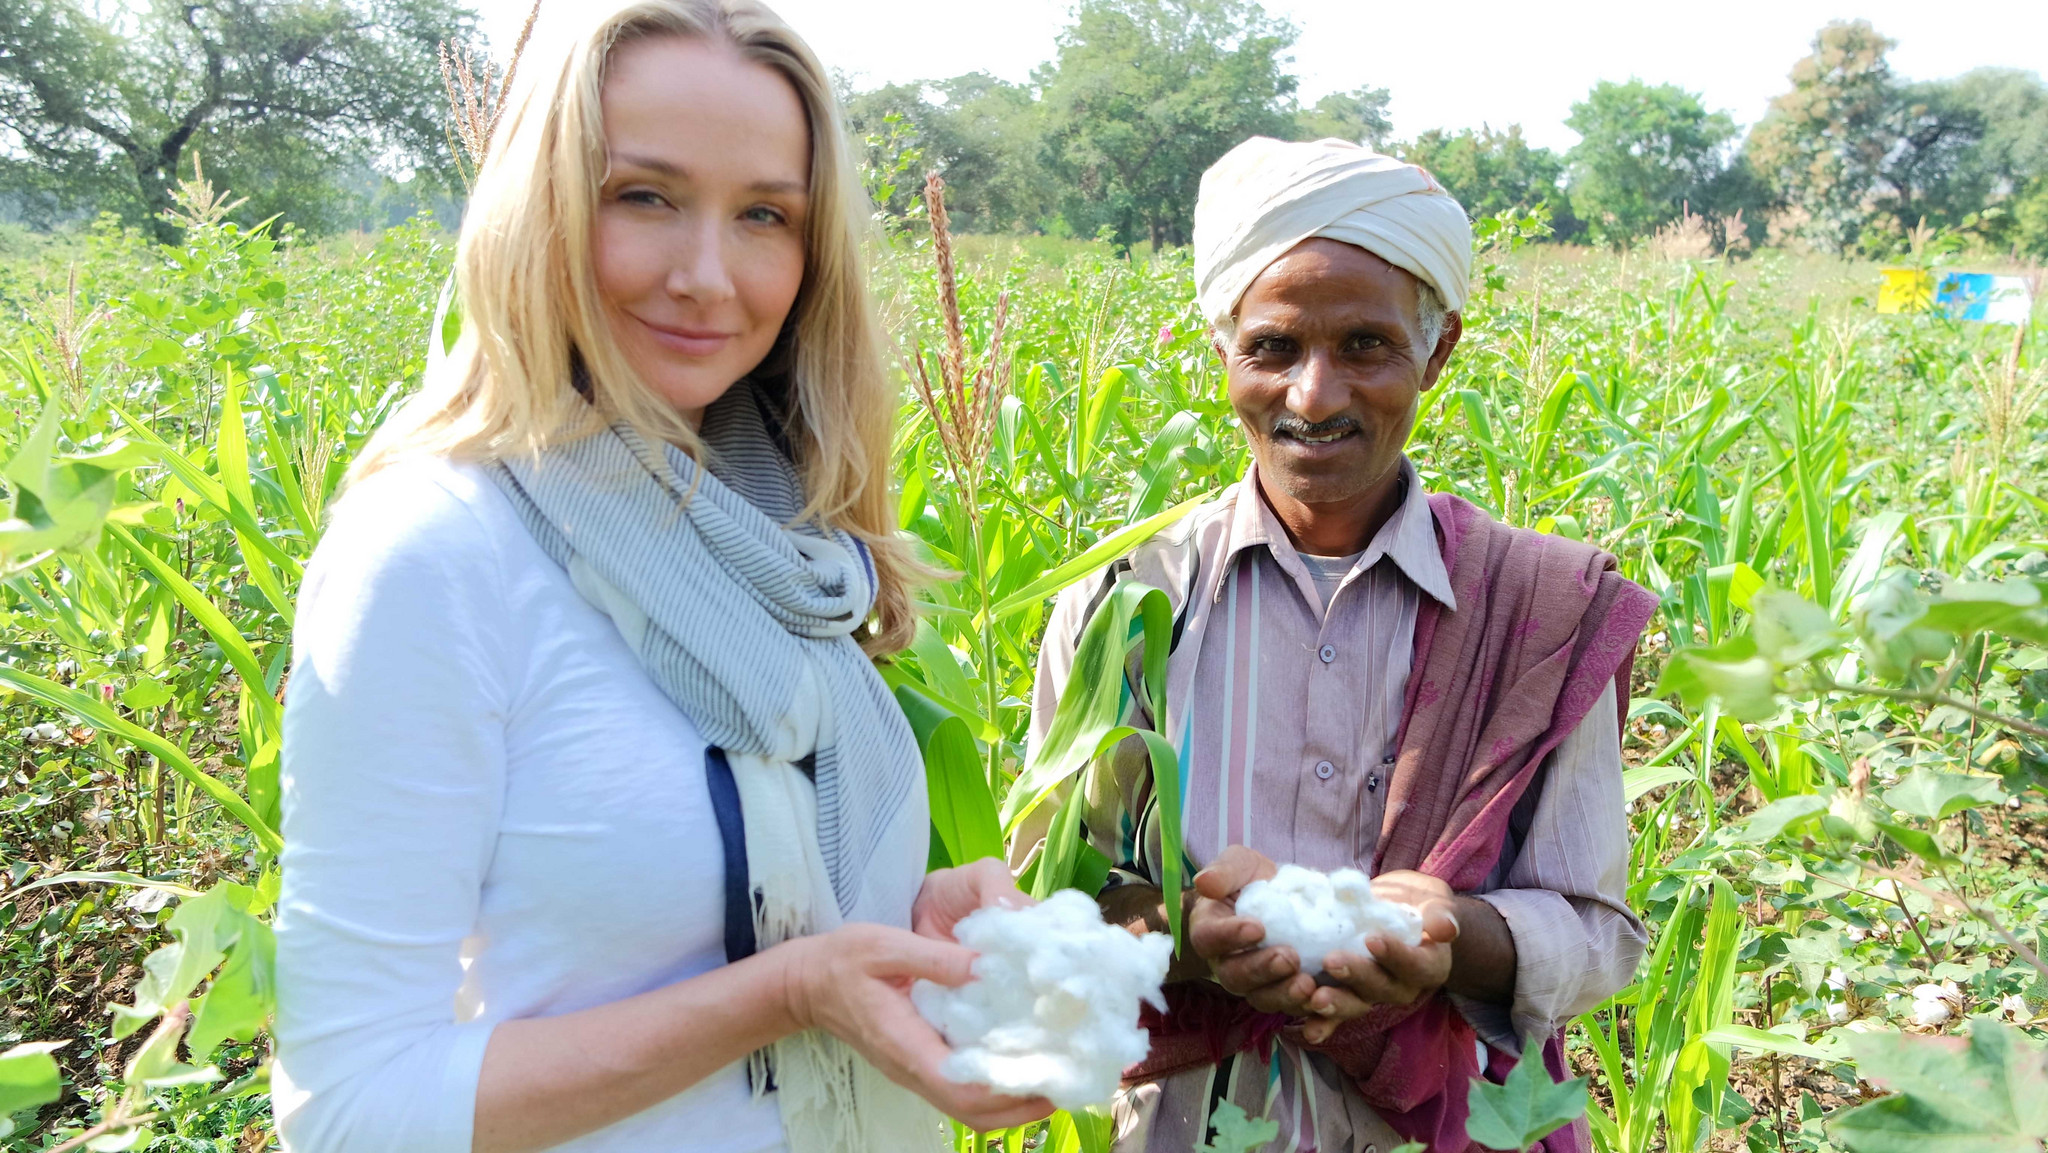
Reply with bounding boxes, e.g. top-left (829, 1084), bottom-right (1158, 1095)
top-left (1909, 981), bottom-right (1961, 1027)
top-left (1235, 865), bottom-right (1424, 974)
top-left (911, 889), bottom-right (1174, 1110)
